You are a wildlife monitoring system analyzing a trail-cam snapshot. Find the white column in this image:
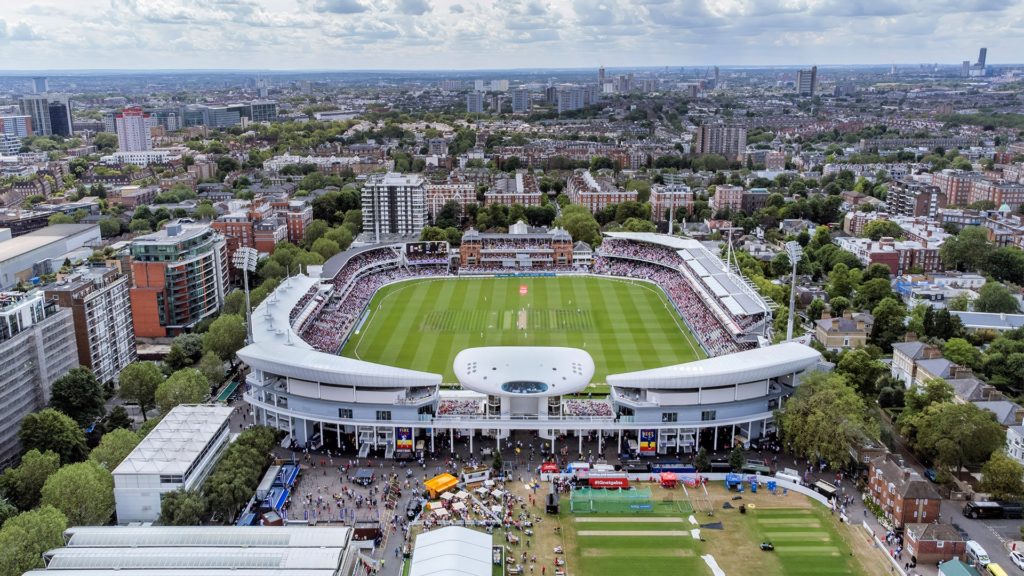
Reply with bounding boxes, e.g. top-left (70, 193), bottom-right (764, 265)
top-left (451, 428), bottom-right (455, 455)
top-left (695, 428), bottom-right (700, 449)
top-left (301, 419), bottom-right (308, 446)
top-left (714, 427), bottom-right (718, 452)
top-left (617, 429), bottom-right (622, 453)
top-left (731, 424), bottom-right (736, 448)
top-left (431, 427), bottom-right (435, 452)
top-left (598, 430), bottom-right (602, 455)
top-left (578, 432), bottom-right (582, 455)
top-left (470, 432), bottom-right (473, 454)
top-left (337, 424), bottom-right (341, 449)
